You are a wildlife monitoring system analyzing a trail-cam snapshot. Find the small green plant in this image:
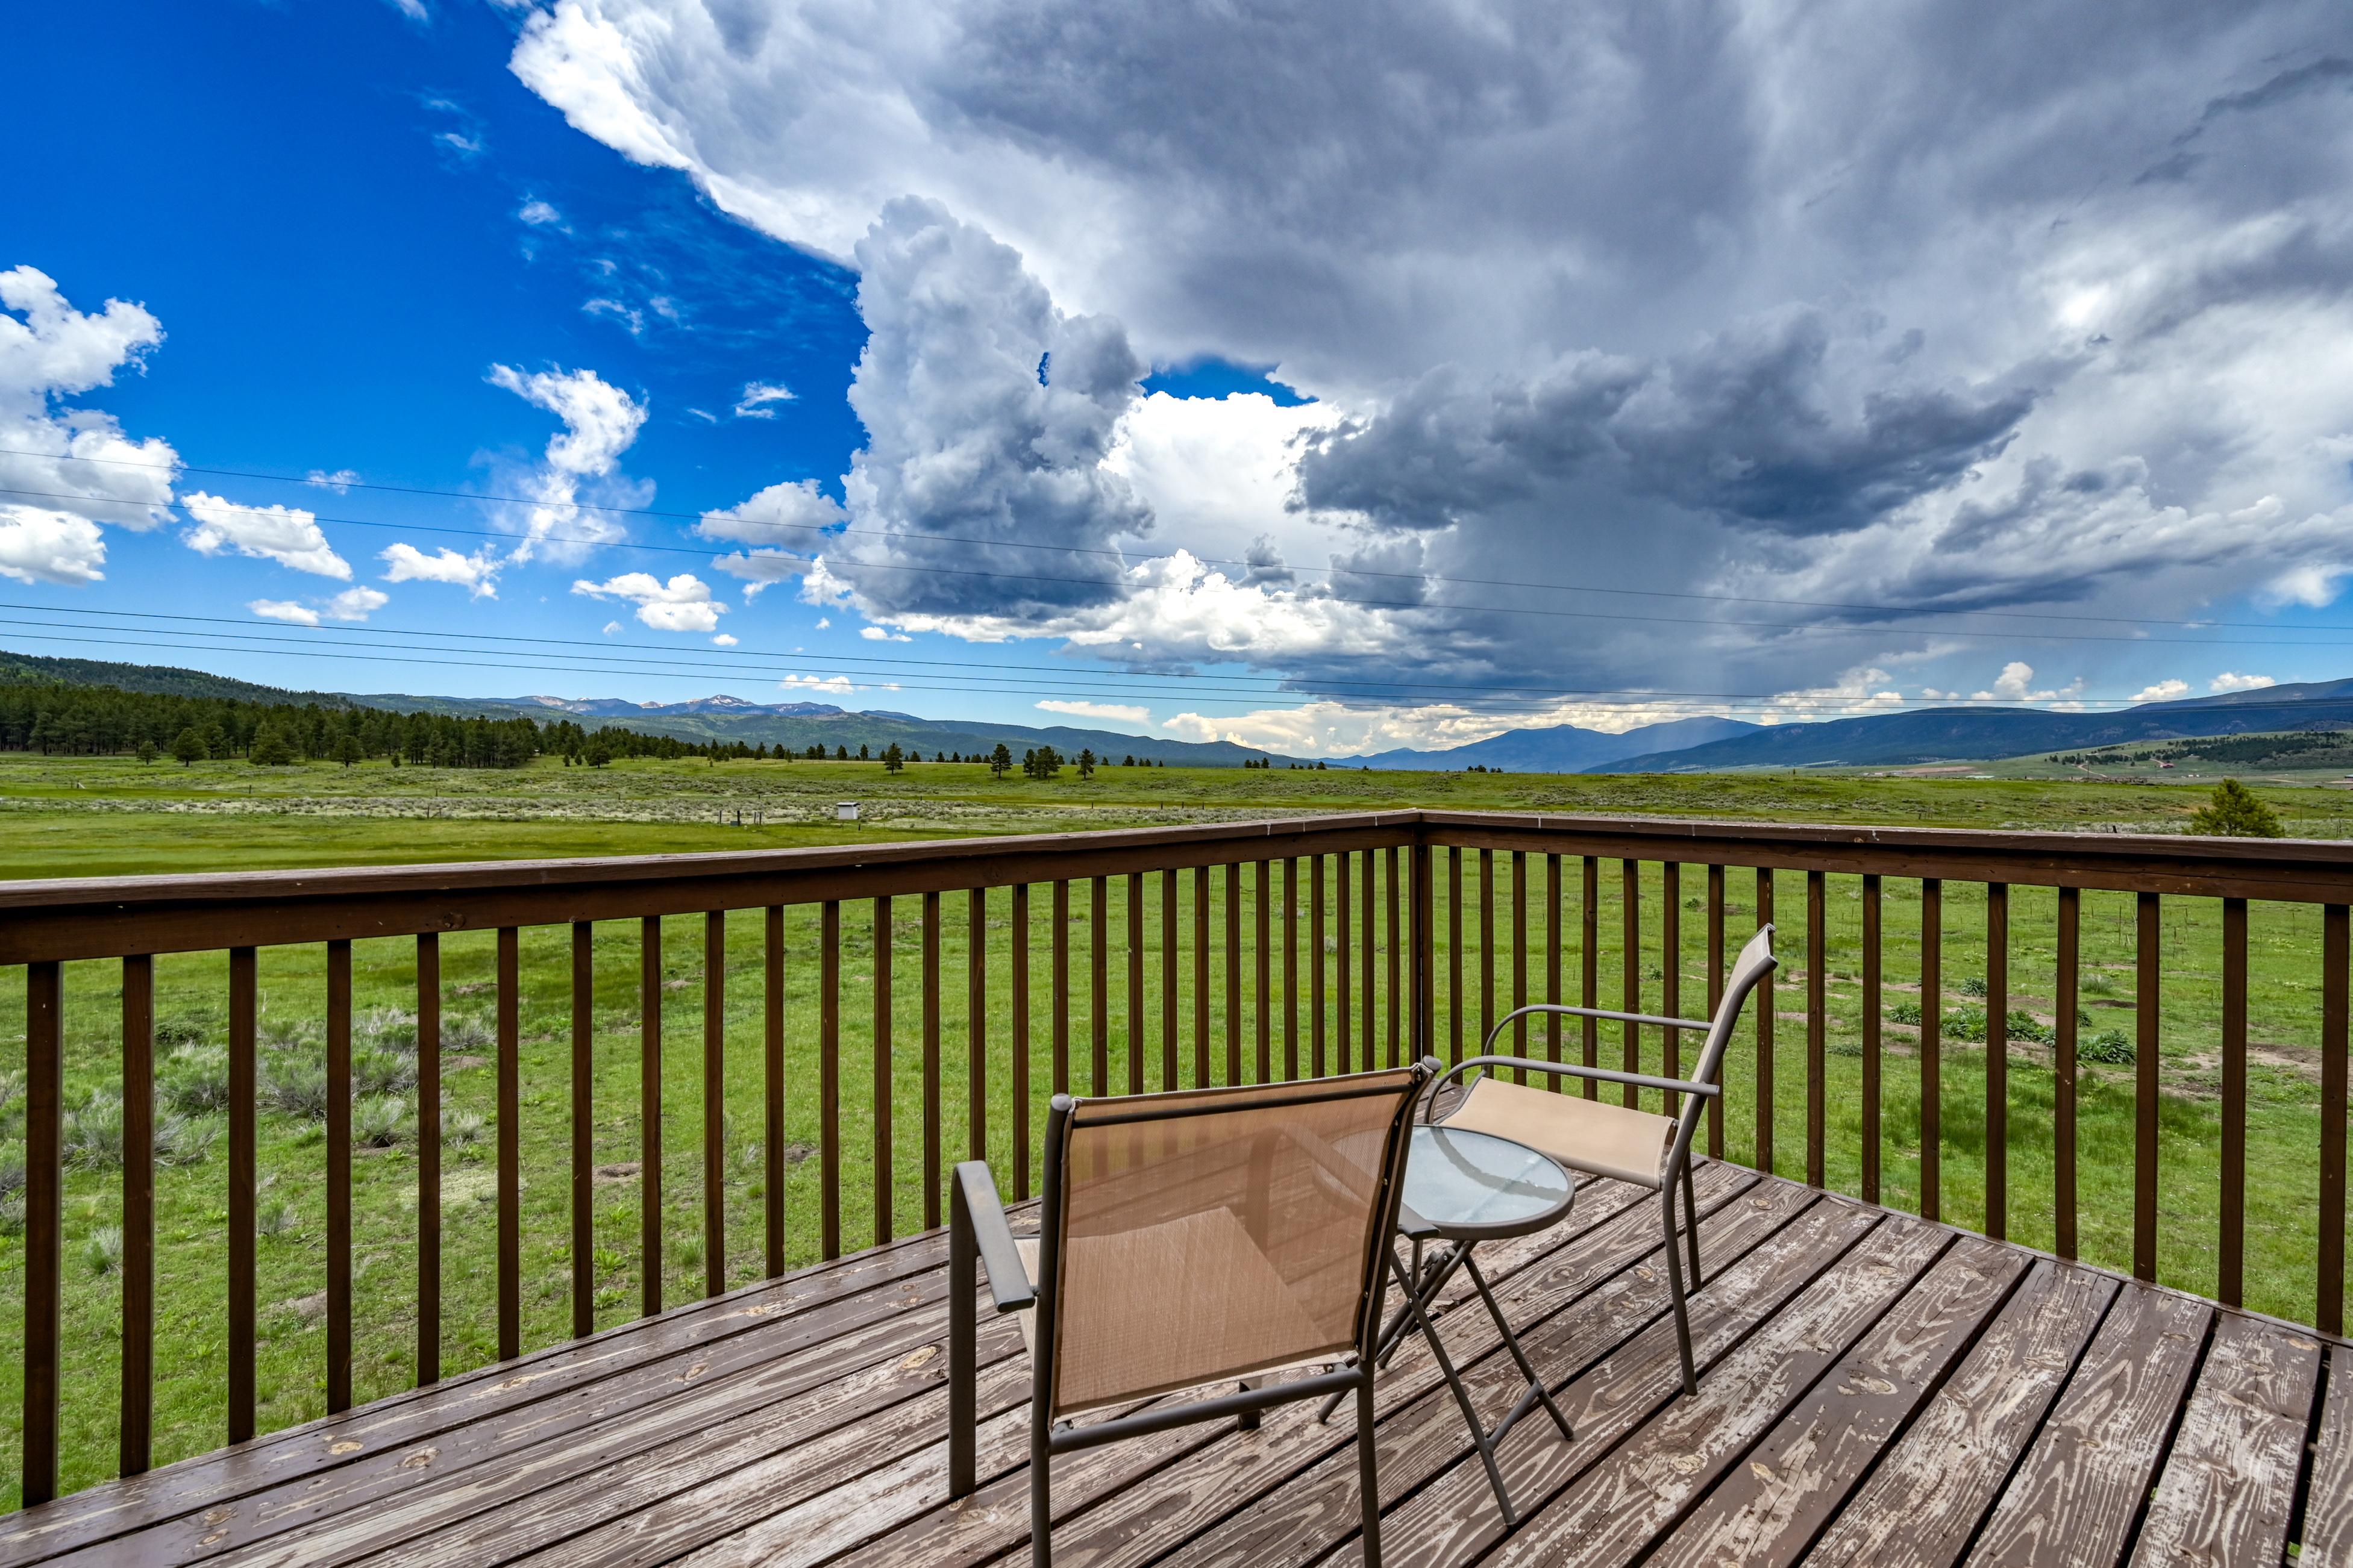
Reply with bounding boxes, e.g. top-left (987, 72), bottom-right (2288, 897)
top-left (161, 1045), bottom-right (233, 1114)
top-left (441, 1108), bottom-right (486, 1148)
top-left (83, 1225), bottom-right (125, 1278)
top-left (440, 1015), bottom-right (495, 1054)
top-left (2081, 1029), bottom-right (2137, 1064)
top-left (63, 1093), bottom-right (126, 1169)
top-left (354, 1048), bottom-right (417, 1098)
top-left (256, 1198), bottom-right (299, 1238)
top-left (2188, 778), bottom-right (2285, 838)
top-left (1957, 976), bottom-right (1988, 999)
top-left (1889, 999), bottom-right (1923, 1026)
top-left (672, 1234), bottom-right (704, 1272)
top-left (354, 1096), bottom-right (410, 1148)
top-left (356, 1008), bottom-right (419, 1053)
top-left (154, 1013), bottom-right (216, 1049)
top-left (264, 1055), bottom-right (333, 1120)
top-left (2083, 972), bottom-right (2119, 996)
top-left (1944, 1007), bottom-right (1989, 1043)
top-left (593, 1246), bottom-right (625, 1275)
top-left (156, 1114), bottom-right (222, 1167)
